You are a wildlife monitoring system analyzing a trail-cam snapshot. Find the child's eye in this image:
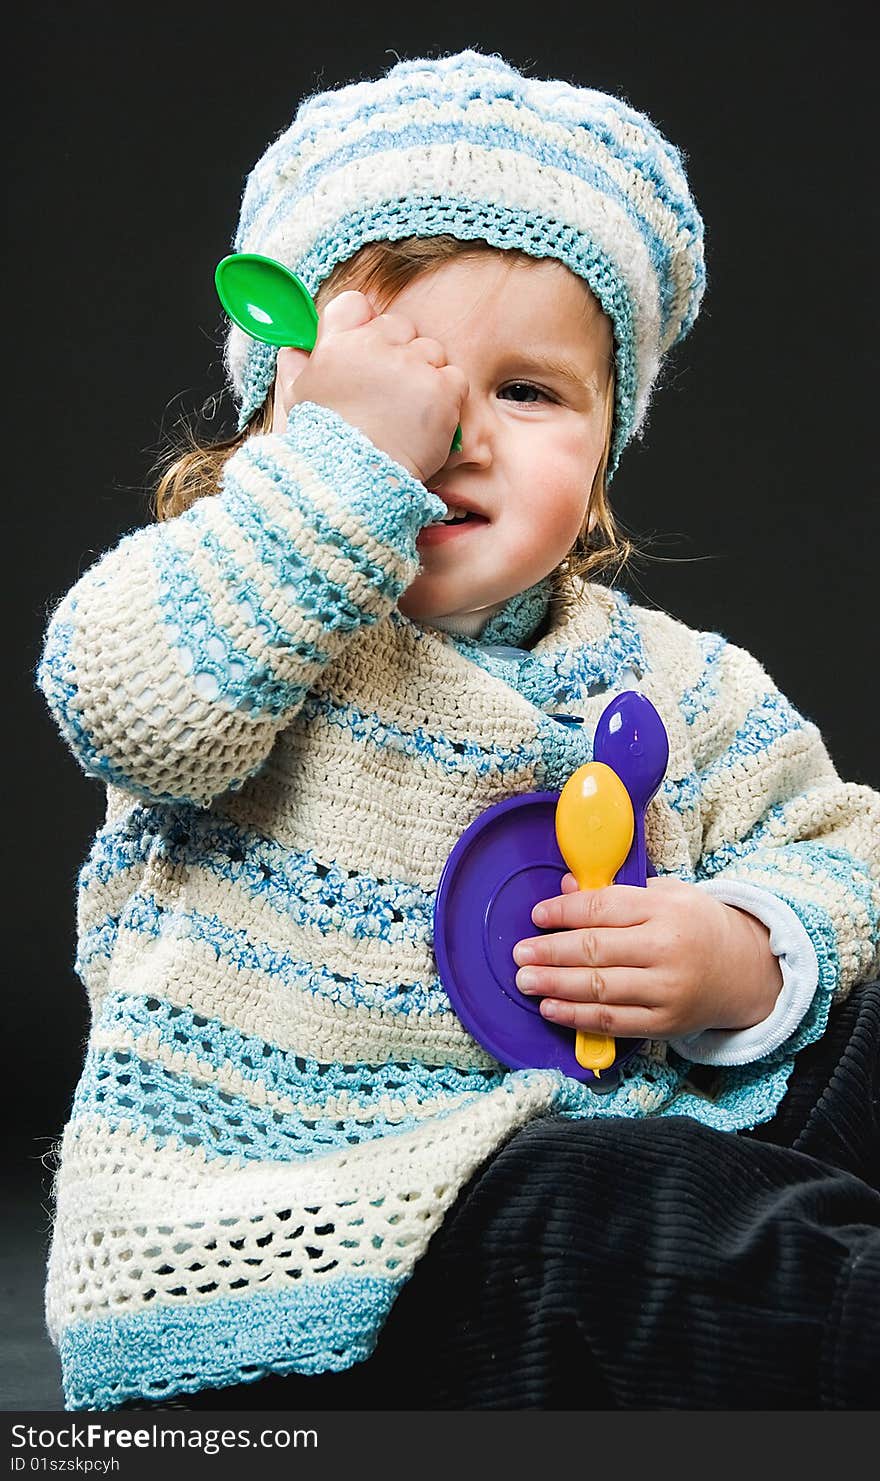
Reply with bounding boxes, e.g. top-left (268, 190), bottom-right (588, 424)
top-left (498, 381), bottom-right (553, 403)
